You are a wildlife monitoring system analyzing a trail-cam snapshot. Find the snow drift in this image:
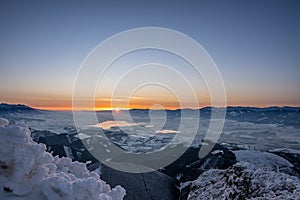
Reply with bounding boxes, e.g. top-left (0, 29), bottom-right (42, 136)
top-left (0, 118), bottom-right (125, 200)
